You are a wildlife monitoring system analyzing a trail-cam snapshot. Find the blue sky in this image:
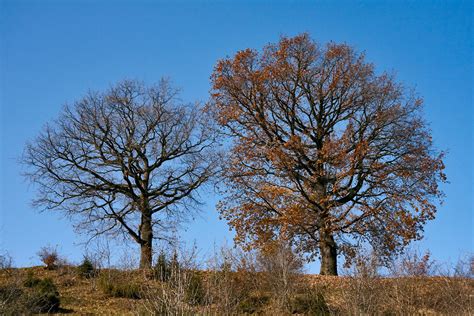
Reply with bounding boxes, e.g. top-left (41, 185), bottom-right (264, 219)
top-left (0, 0), bottom-right (472, 272)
